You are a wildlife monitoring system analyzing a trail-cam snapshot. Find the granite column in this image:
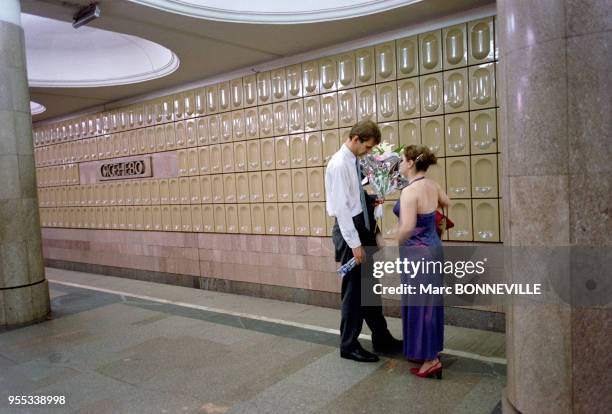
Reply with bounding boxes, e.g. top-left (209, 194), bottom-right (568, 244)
top-left (497, 0), bottom-right (611, 412)
top-left (0, 0), bottom-right (50, 327)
